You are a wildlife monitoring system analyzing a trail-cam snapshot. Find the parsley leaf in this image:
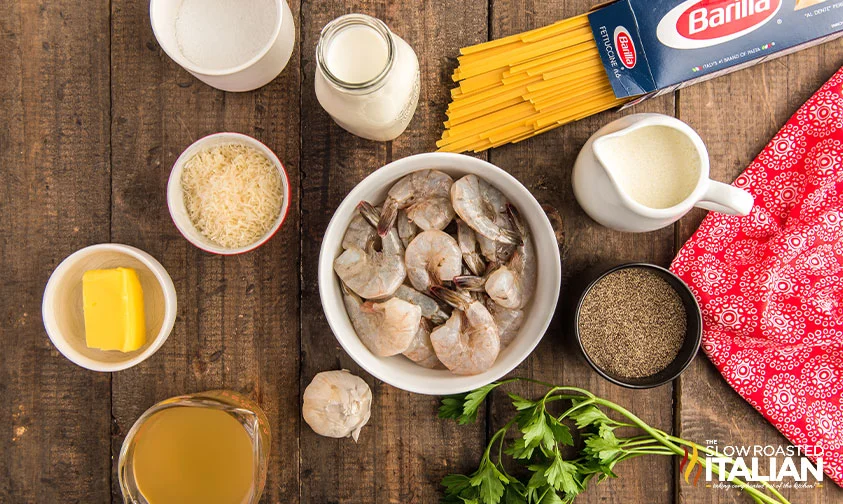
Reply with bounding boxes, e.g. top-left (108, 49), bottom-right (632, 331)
top-left (503, 438), bottom-right (535, 460)
top-left (440, 396), bottom-right (468, 422)
top-left (544, 454), bottom-right (580, 496)
top-left (568, 405), bottom-right (612, 430)
top-left (443, 494), bottom-right (479, 504)
top-left (503, 481), bottom-right (527, 504)
top-left (442, 473), bottom-right (479, 504)
top-left (518, 406), bottom-right (573, 455)
top-left (508, 393), bottom-right (535, 411)
top-left (443, 474), bottom-right (473, 494)
top-left (440, 382), bottom-right (502, 425)
top-left (547, 415), bottom-right (574, 446)
top-left (583, 433), bottom-right (622, 463)
top-left (525, 466), bottom-right (548, 503)
top-left (597, 422), bottom-right (616, 440)
top-left (520, 407), bottom-right (549, 449)
top-left (540, 489), bottom-right (565, 504)
top-left (469, 458), bottom-right (508, 504)
top-left (462, 383), bottom-right (500, 424)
